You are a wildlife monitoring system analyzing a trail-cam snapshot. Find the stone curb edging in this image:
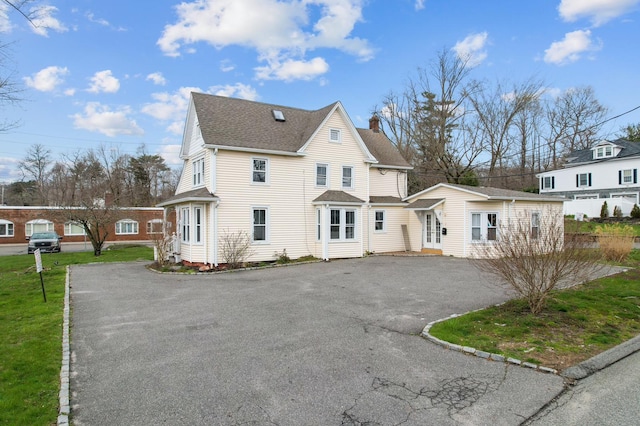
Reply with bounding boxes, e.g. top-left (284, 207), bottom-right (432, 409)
top-left (146, 259), bottom-right (323, 275)
top-left (57, 266), bottom-right (71, 425)
top-left (561, 333), bottom-right (640, 380)
top-left (421, 307), bottom-right (559, 375)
